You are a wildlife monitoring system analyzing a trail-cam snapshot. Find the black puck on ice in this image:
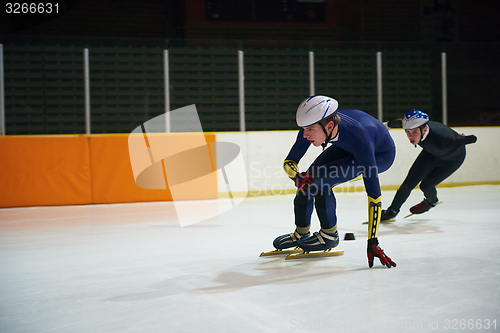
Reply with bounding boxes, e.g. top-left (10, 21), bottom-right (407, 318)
top-left (344, 232), bottom-right (355, 241)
